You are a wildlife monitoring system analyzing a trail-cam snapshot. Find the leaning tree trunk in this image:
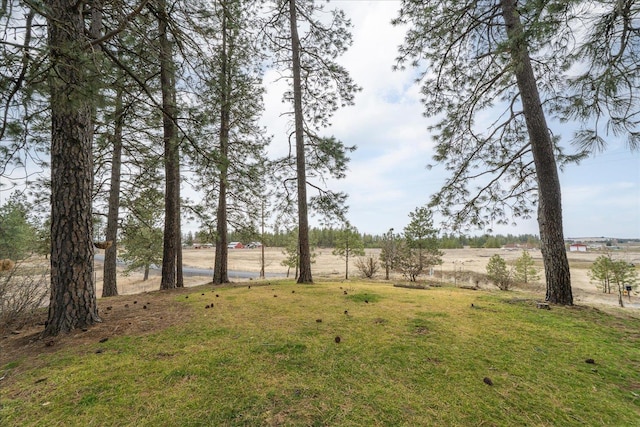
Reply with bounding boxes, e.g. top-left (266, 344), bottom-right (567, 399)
top-left (158, 0), bottom-right (179, 290)
top-left (500, 0), bottom-right (572, 305)
top-left (44, 0), bottom-right (101, 336)
top-left (289, 0), bottom-right (313, 284)
top-left (102, 85), bottom-right (124, 297)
